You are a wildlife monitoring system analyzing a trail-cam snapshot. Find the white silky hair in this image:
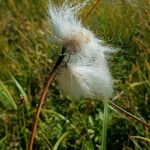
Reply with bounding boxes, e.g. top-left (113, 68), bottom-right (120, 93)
top-left (48, 1), bottom-right (114, 99)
